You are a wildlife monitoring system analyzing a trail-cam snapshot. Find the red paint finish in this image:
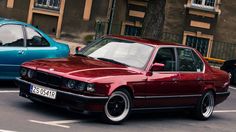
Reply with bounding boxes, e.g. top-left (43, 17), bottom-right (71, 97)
top-left (19, 36), bottom-right (230, 112)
